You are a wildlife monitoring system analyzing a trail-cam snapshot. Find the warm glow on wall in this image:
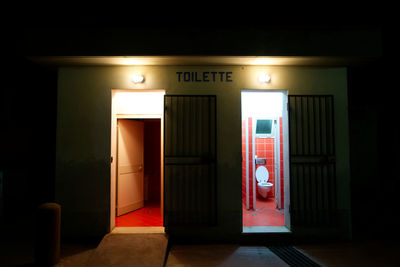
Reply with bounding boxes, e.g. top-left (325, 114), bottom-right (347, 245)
top-left (252, 58), bottom-right (275, 65)
top-left (121, 58), bottom-right (145, 65)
